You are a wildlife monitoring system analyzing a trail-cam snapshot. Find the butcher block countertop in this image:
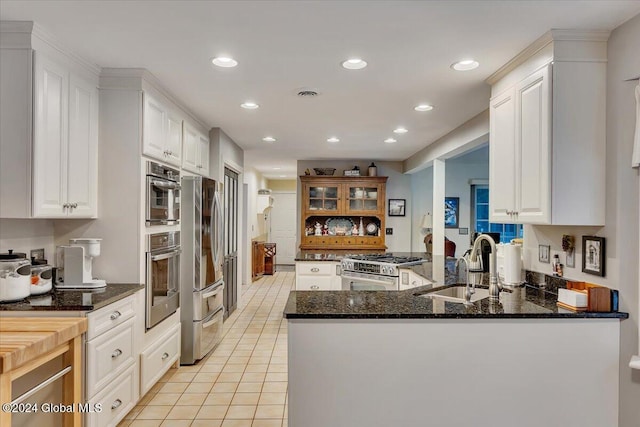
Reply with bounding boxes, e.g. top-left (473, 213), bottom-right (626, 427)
top-left (0, 317), bottom-right (87, 373)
